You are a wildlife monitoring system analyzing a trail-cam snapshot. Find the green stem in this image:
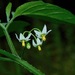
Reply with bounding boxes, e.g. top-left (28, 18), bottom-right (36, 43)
top-left (0, 19), bottom-right (19, 57)
top-left (6, 17), bottom-right (14, 29)
top-left (0, 23), bottom-right (5, 30)
top-left (1, 17), bottom-right (19, 57)
top-left (0, 57), bottom-right (13, 62)
top-left (3, 29), bottom-right (19, 57)
top-left (16, 59), bottom-right (45, 75)
top-left (30, 28), bottom-right (41, 32)
top-left (23, 31), bottom-right (29, 35)
top-left (31, 33), bottom-right (37, 41)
